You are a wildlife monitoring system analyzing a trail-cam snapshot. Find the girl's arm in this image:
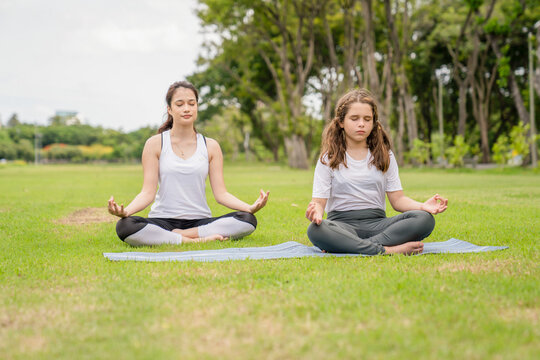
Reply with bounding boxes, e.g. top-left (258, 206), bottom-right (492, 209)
top-left (108, 135), bottom-right (161, 218)
top-left (207, 138), bottom-right (269, 214)
top-left (306, 198), bottom-right (327, 225)
top-left (386, 190), bottom-right (448, 214)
